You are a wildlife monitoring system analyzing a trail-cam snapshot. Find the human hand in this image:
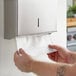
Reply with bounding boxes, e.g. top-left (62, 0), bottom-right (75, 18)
top-left (47, 45), bottom-right (74, 63)
top-left (14, 48), bottom-right (34, 72)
